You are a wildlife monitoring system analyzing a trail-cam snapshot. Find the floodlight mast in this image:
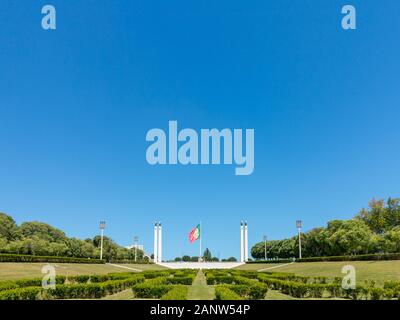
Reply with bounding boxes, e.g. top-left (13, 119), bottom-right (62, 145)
top-left (99, 221), bottom-right (106, 260)
top-left (296, 220), bottom-right (302, 259)
top-left (263, 235), bottom-right (268, 260)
